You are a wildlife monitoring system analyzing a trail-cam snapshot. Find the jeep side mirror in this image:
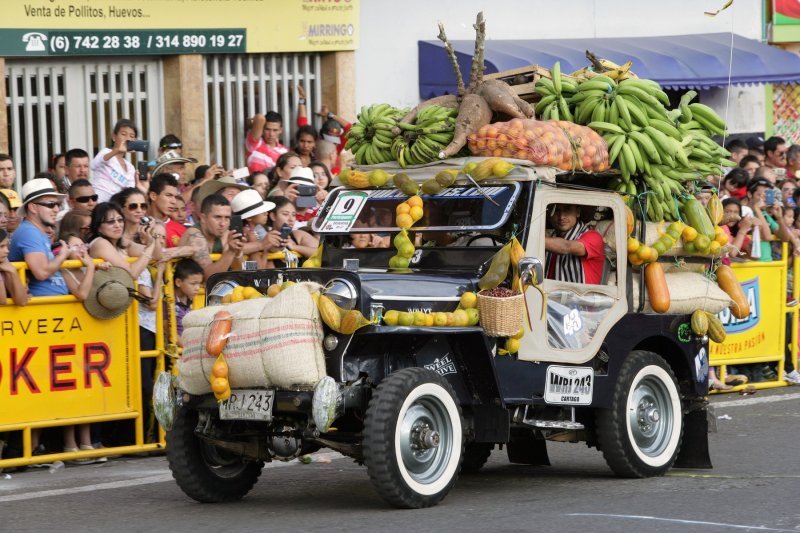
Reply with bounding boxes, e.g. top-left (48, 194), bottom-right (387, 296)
top-left (519, 257), bottom-right (544, 286)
